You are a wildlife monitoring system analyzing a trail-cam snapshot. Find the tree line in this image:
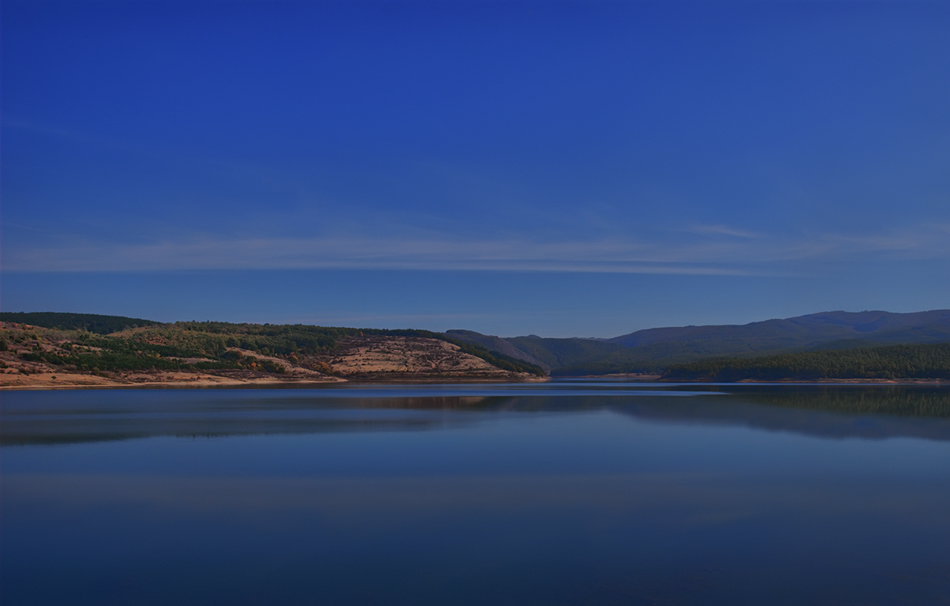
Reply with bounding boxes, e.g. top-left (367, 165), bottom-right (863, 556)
top-left (662, 343), bottom-right (950, 381)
